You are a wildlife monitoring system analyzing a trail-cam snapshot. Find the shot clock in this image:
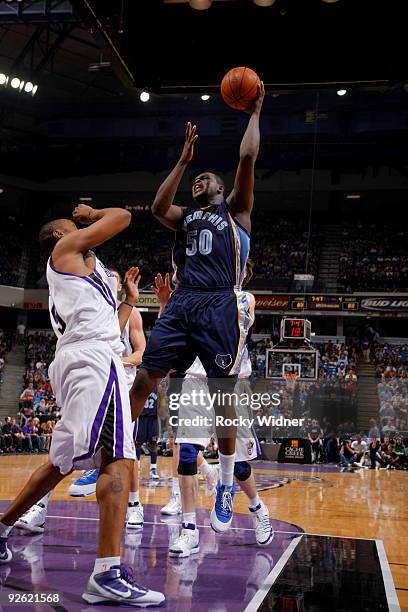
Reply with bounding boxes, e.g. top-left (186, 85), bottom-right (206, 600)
top-left (281, 318), bottom-right (311, 342)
